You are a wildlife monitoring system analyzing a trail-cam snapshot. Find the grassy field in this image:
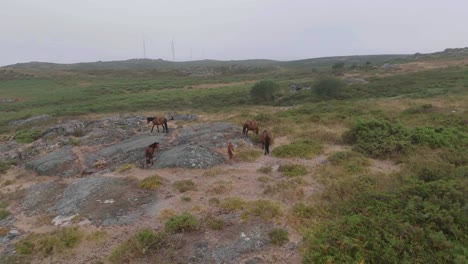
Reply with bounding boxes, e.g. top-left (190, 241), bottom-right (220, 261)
top-left (1, 53), bottom-right (467, 263)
